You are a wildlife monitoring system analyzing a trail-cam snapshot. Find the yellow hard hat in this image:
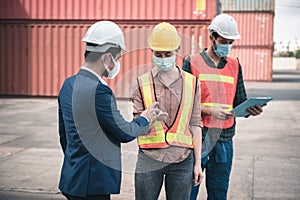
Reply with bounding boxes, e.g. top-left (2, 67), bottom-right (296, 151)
top-left (148, 22), bottom-right (181, 51)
